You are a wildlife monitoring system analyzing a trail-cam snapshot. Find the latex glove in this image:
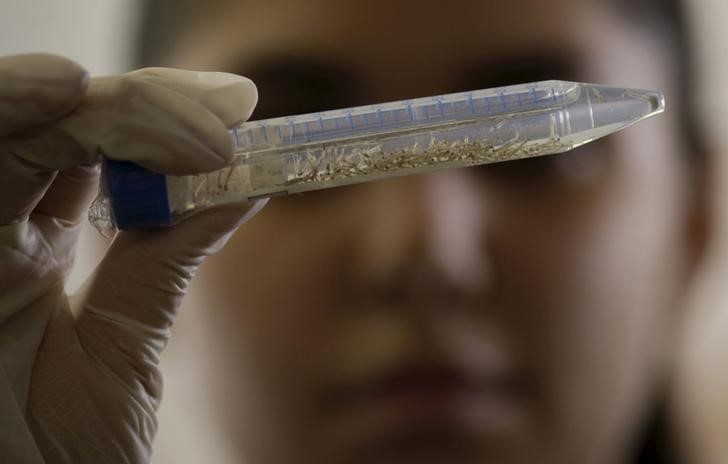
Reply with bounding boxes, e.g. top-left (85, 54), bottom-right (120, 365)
top-left (0, 54), bottom-right (266, 463)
